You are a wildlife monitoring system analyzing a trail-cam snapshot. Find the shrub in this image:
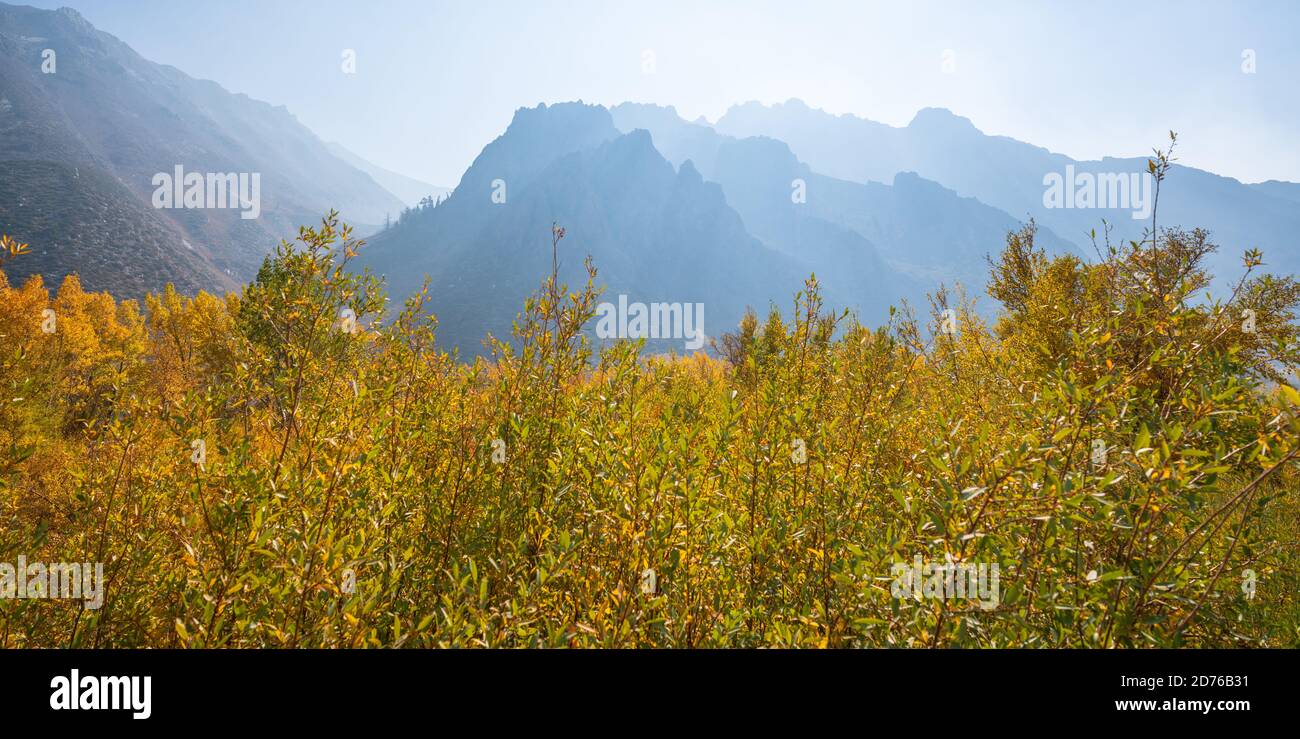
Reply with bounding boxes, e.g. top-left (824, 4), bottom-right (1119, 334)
top-left (1, 193), bottom-right (1297, 647)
